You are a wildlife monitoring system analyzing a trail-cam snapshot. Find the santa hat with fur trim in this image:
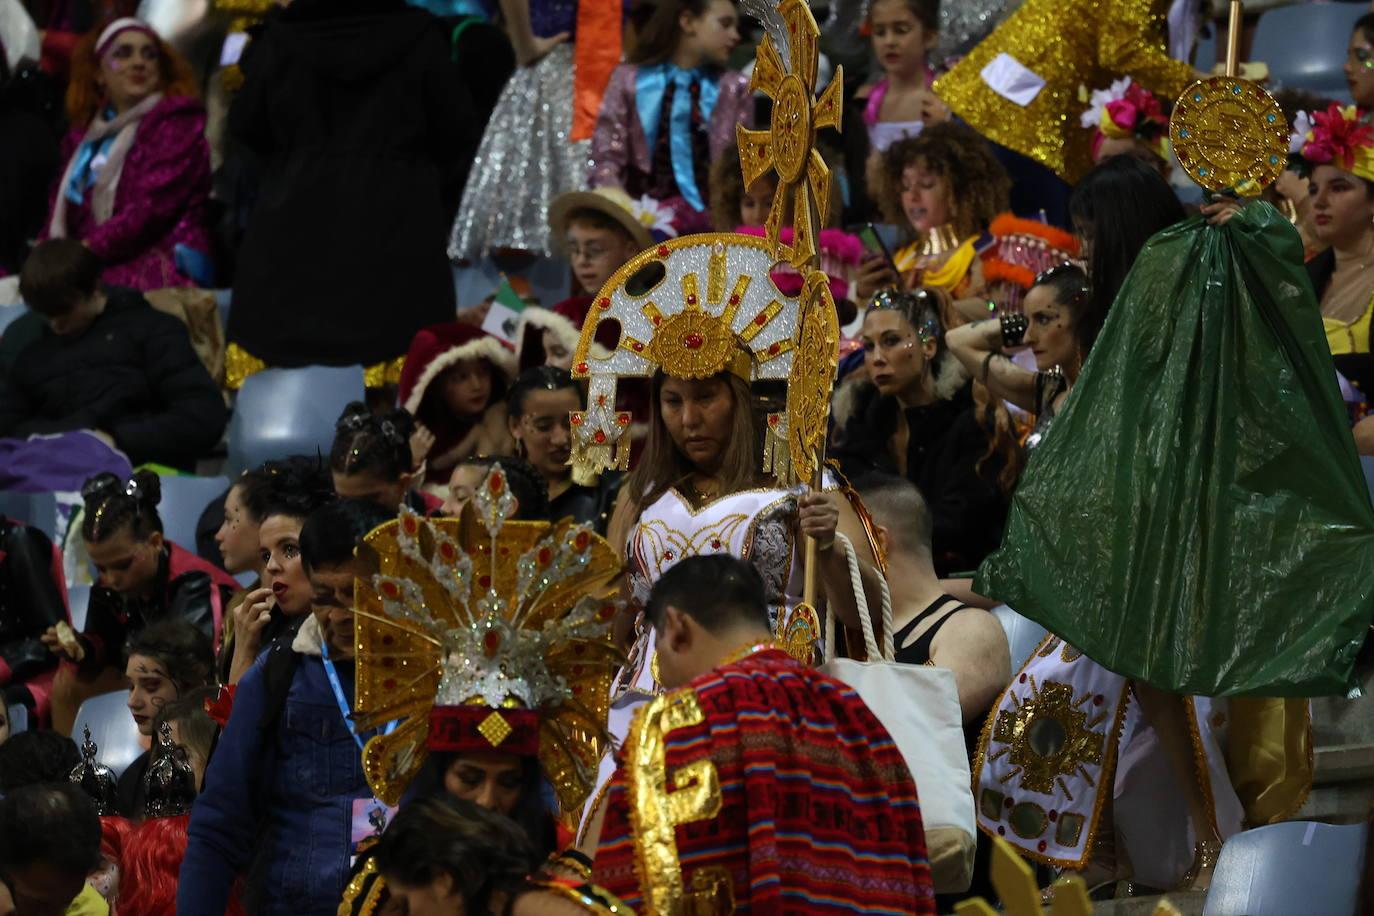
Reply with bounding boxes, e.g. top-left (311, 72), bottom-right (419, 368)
top-left (398, 322), bottom-right (518, 417)
top-left (517, 303), bottom-right (614, 373)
